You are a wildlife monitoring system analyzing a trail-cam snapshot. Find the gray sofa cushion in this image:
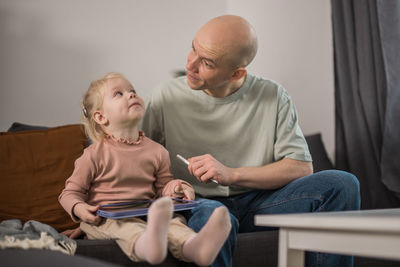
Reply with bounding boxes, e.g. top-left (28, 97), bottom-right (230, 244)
top-left (75, 231), bottom-right (279, 267)
top-left (0, 250), bottom-right (120, 267)
top-left (7, 122), bottom-right (49, 132)
top-left (305, 133), bottom-right (334, 171)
